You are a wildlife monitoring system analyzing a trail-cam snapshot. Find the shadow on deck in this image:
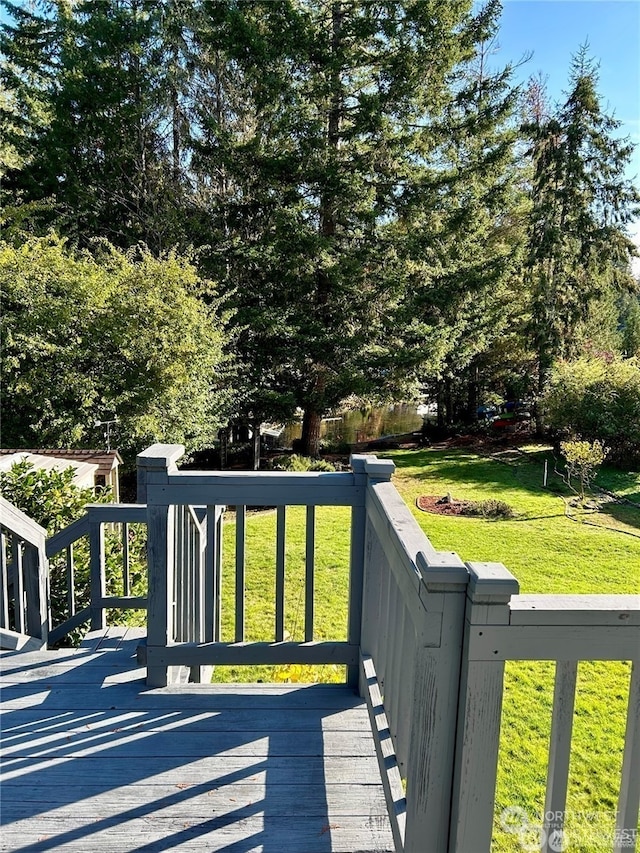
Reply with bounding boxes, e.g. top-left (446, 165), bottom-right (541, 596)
top-left (0, 628), bottom-right (395, 853)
